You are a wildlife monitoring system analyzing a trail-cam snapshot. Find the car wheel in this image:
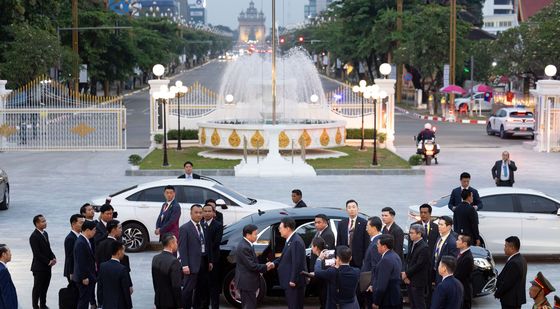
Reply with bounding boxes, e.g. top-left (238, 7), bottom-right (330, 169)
top-left (0, 185), bottom-right (9, 210)
top-left (499, 126), bottom-right (507, 139)
top-left (223, 269), bottom-right (266, 308)
top-left (425, 156), bottom-right (432, 166)
top-left (486, 123), bottom-right (493, 136)
top-left (122, 222), bottom-right (148, 252)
